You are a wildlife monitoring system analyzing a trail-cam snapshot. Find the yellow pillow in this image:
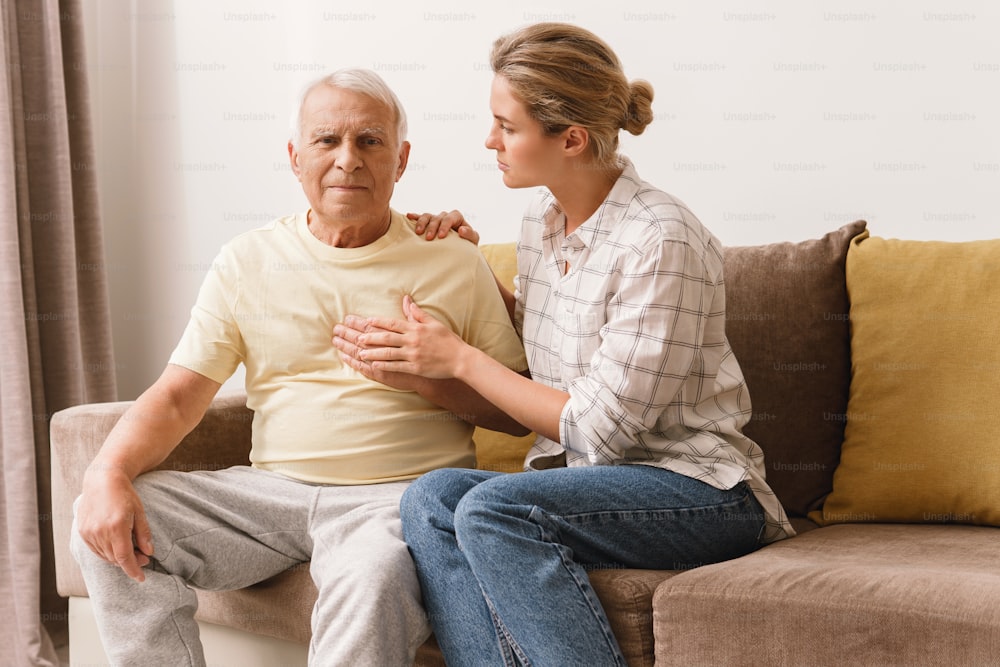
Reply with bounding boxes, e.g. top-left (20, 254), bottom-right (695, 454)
top-left (473, 243), bottom-right (535, 472)
top-left (811, 231), bottom-right (1000, 526)
top-left (479, 242), bottom-right (519, 290)
top-left (474, 428), bottom-right (536, 473)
